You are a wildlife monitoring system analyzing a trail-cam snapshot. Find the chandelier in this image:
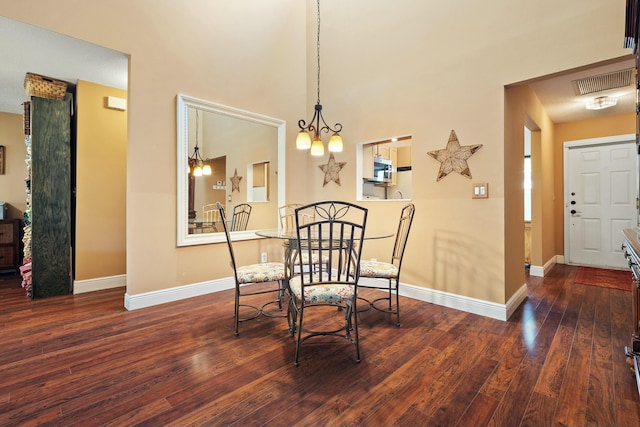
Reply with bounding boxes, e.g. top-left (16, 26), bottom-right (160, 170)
top-left (189, 109), bottom-right (212, 176)
top-left (296, 0), bottom-right (343, 156)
